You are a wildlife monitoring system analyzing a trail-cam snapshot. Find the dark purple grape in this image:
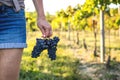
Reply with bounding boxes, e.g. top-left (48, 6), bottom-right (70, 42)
top-left (31, 36), bottom-right (60, 60)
